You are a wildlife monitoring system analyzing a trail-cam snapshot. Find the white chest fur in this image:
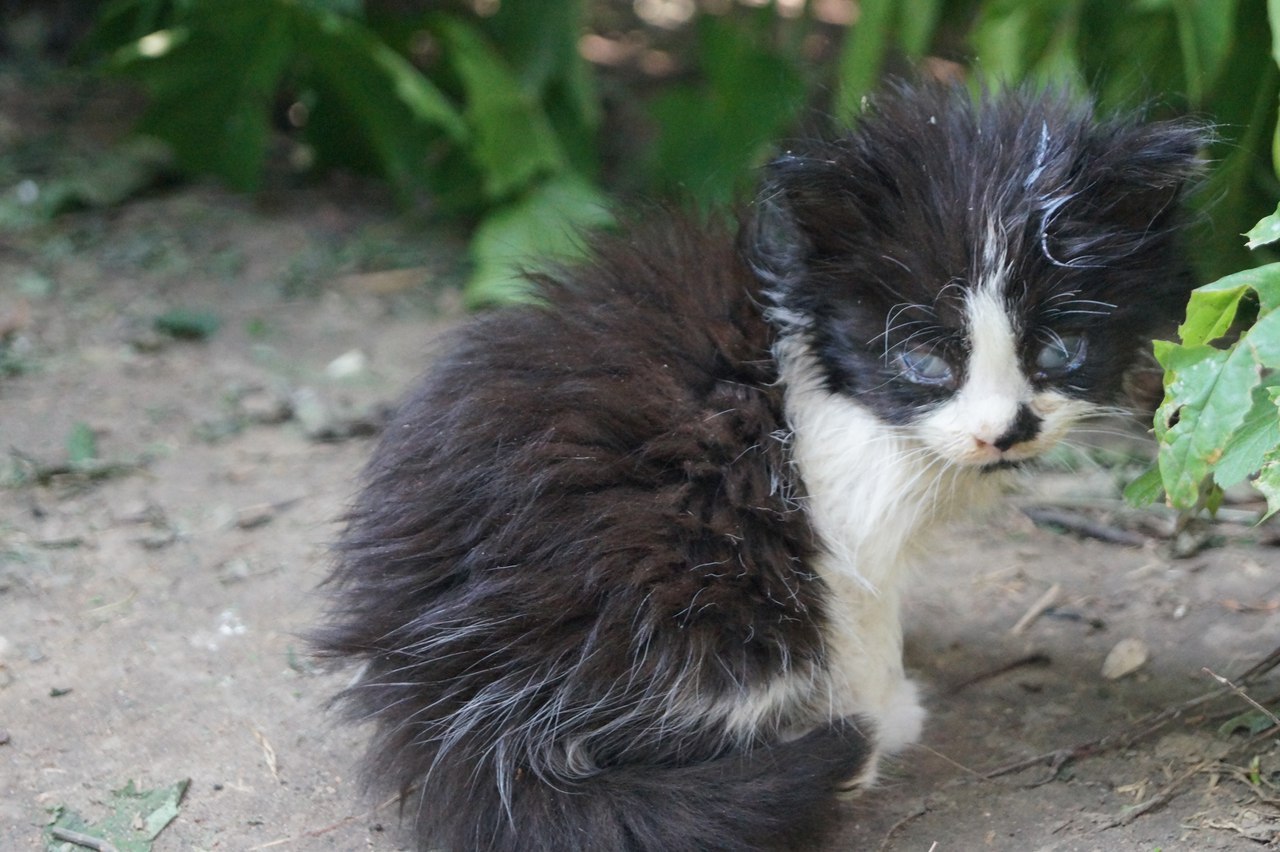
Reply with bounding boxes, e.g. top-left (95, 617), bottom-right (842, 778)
top-left (774, 335), bottom-right (1001, 754)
